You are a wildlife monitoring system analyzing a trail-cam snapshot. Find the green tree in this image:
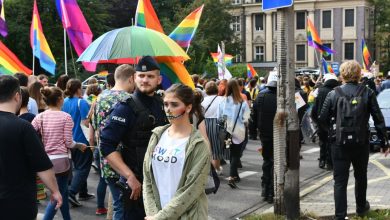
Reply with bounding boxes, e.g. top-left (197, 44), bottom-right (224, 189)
top-left (369, 0), bottom-right (390, 74)
top-left (3, 0), bottom-right (112, 79)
